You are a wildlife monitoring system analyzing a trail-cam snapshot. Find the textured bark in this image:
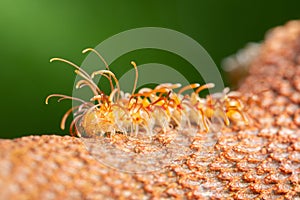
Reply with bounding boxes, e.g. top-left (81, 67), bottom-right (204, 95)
top-left (1, 21), bottom-right (300, 199)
